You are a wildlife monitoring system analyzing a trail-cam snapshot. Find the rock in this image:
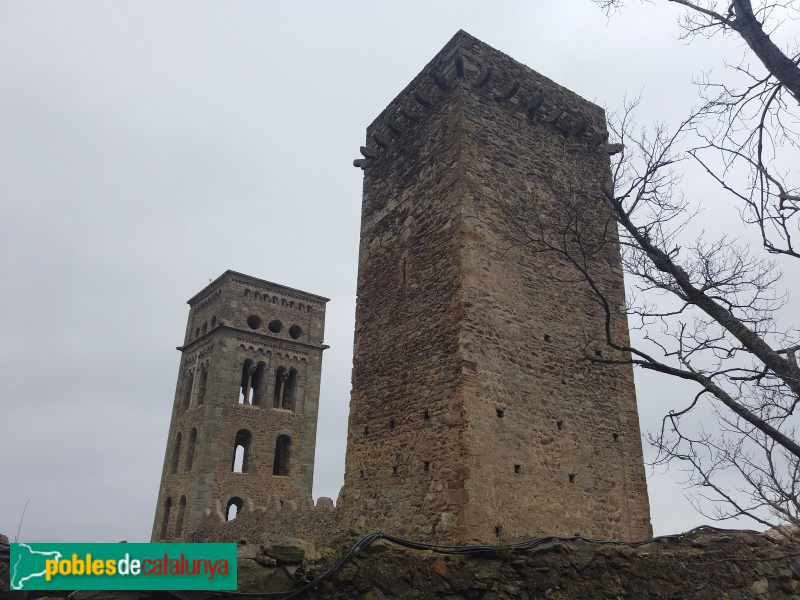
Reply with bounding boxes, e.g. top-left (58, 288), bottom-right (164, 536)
top-left (432, 559), bottom-right (450, 579)
top-left (237, 559), bottom-right (294, 593)
top-left (261, 533), bottom-right (316, 563)
top-left (749, 578), bottom-right (769, 595)
top-left (255, 555), bottom-right (278, 568)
